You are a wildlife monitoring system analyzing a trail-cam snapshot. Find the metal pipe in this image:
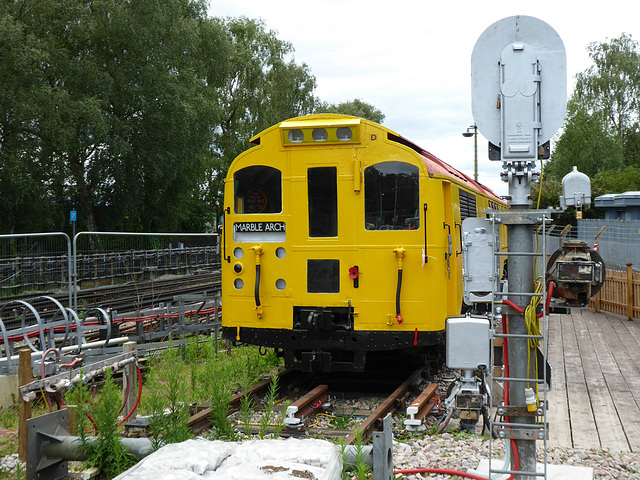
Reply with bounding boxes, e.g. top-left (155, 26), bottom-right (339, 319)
top-left (342, 444), bottom-right (373, 467)
top-left (0, 337), bottom-right (130, 365)
top-left (42, 435), bottom-right (154, 461)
